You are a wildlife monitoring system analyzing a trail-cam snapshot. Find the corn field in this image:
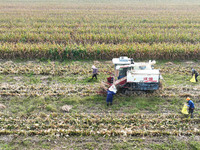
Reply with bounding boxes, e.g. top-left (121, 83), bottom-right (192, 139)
top-left (0, 1), bottom-right (200, 60)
